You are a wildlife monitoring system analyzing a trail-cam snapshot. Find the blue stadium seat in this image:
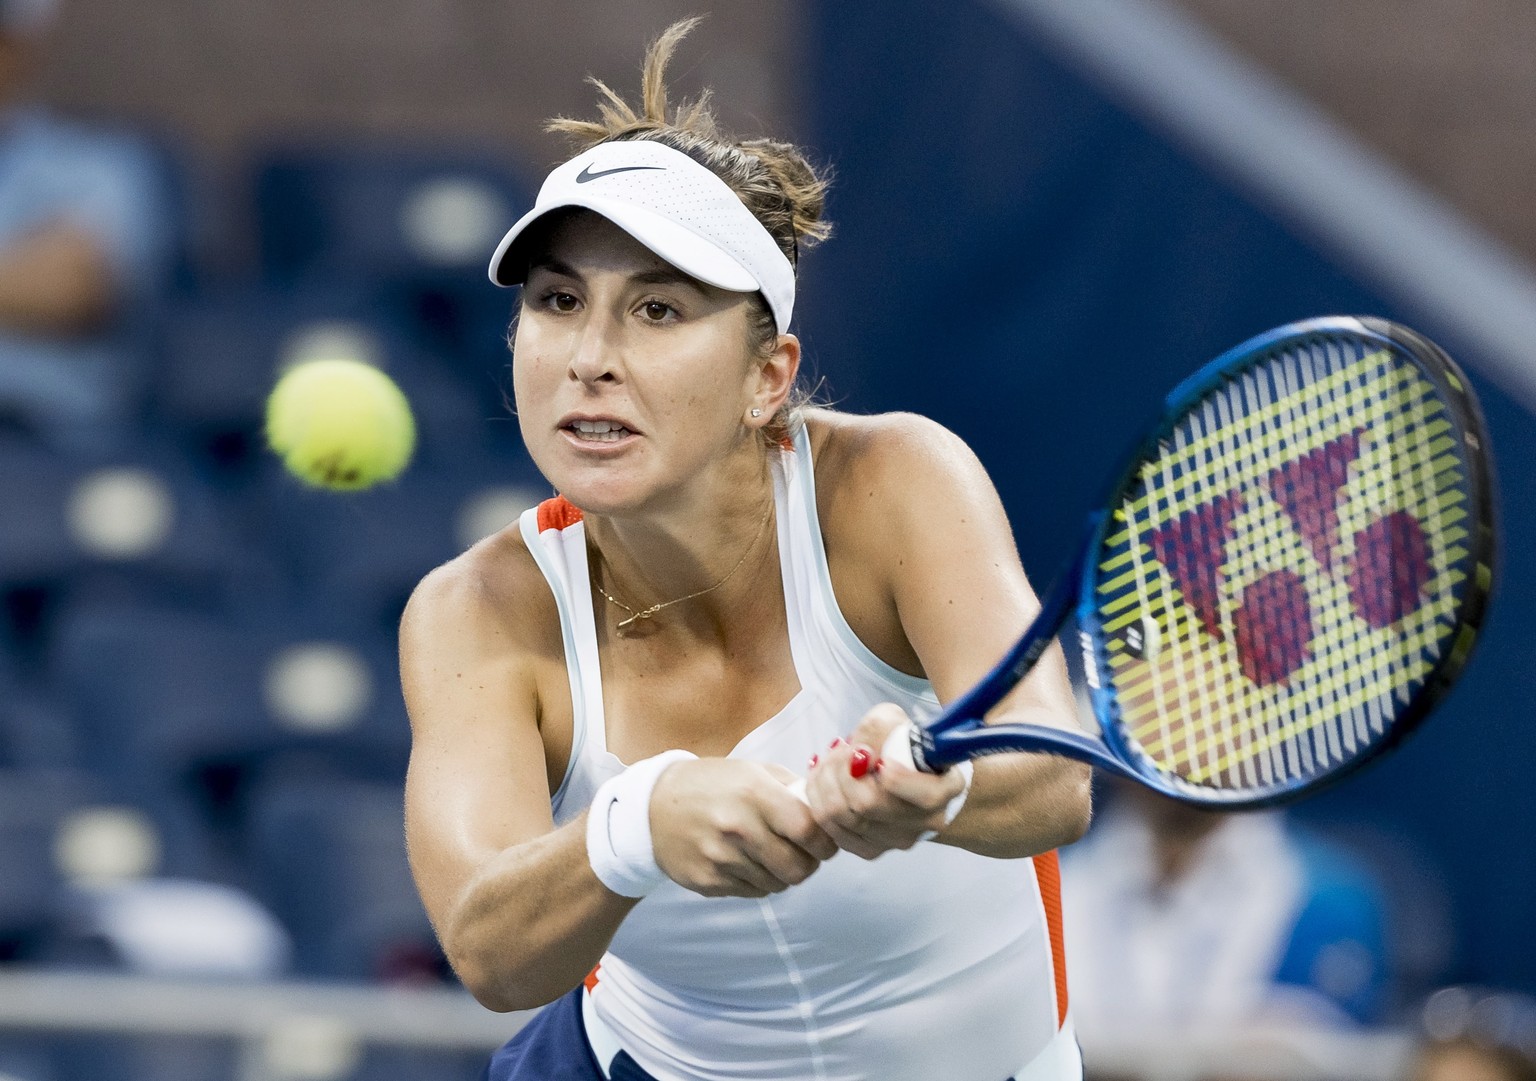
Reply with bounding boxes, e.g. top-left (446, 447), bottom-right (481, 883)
top-left (152, 283), bottom-right (385, 449)
top-left (45, 603), bottom-right (263, 868)
top-left (0, 769), bottom-right (102, 956)
top-left (0, 436), bottom-right (78, 589)
top-left (0, 1042), bottom-right (57, 1081)
top-left (0, 683), bottom-right (83, 771)
top-left (252, 143), bottom-right (529, 286)
top-left (153, 284), bottom-right (496, 475)
top-left (246, 460), bottom-right (463, 632)
top-left (244, 769), bottom-right (438, 981)
top-left (47, 595), bottom-right (412, 851)
top-left (250, 143), bottom-right (526, 397)
top-left (67, 437), bottom-right (278, 613)
top-left (0, 430), bottom-right (272, 643)
top-left (244, 445), bottom-right (548, 635)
